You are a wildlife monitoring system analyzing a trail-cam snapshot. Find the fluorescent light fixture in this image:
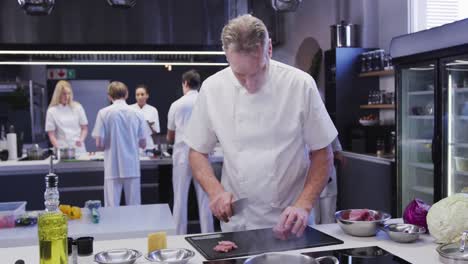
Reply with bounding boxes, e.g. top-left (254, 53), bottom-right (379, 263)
top-left (0, 61), bottom-right (228, 66)
top-left (0, 50), bottom-right (225, 55)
